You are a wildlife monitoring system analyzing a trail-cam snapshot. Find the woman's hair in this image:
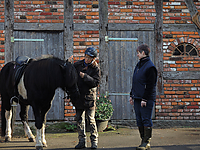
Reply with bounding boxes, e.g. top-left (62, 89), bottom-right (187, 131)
top-left (136, 44), bottom-right (150, 56)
